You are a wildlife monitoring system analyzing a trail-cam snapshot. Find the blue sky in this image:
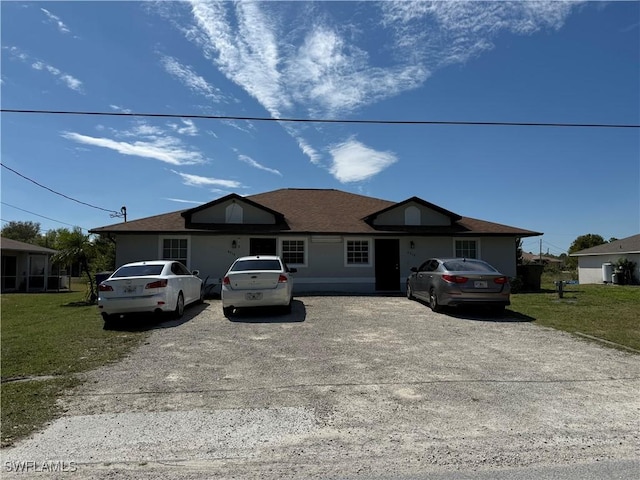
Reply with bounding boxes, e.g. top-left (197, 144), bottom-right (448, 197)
top-left (1, 1), bottom-right (638, 256)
